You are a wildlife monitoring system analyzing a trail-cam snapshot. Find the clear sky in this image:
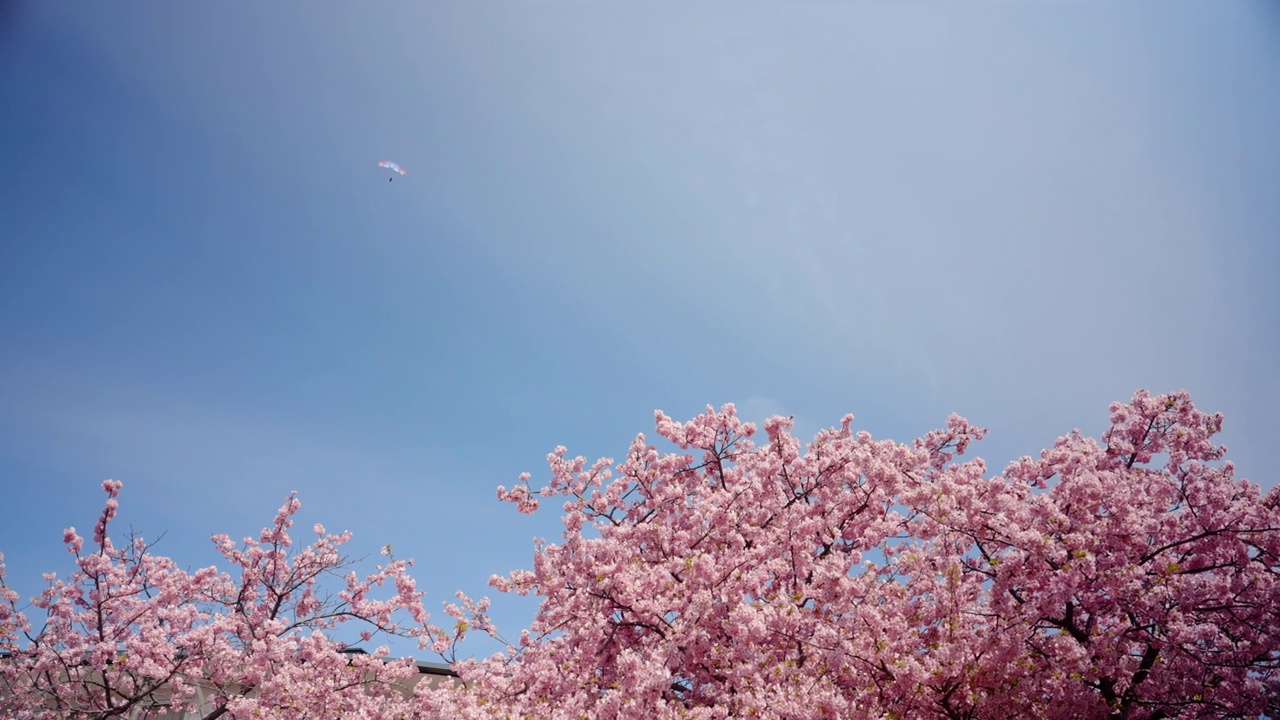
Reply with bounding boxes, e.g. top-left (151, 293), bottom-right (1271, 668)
top-left (2, 1), bottom-right (1277, 660)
